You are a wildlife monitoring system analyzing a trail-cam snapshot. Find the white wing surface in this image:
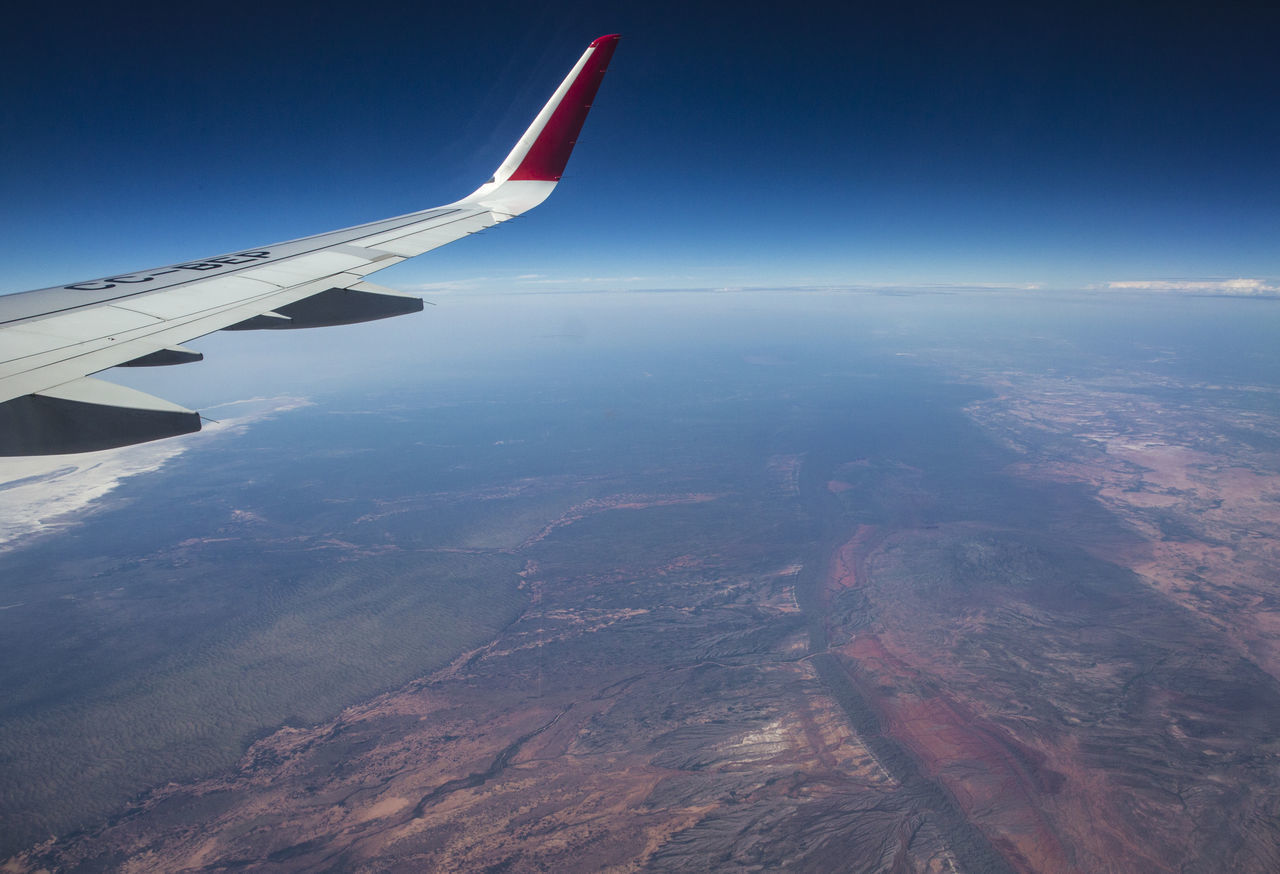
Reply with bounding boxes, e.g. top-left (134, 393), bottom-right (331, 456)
top-left (0, 34), bottom-right (620, 455)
